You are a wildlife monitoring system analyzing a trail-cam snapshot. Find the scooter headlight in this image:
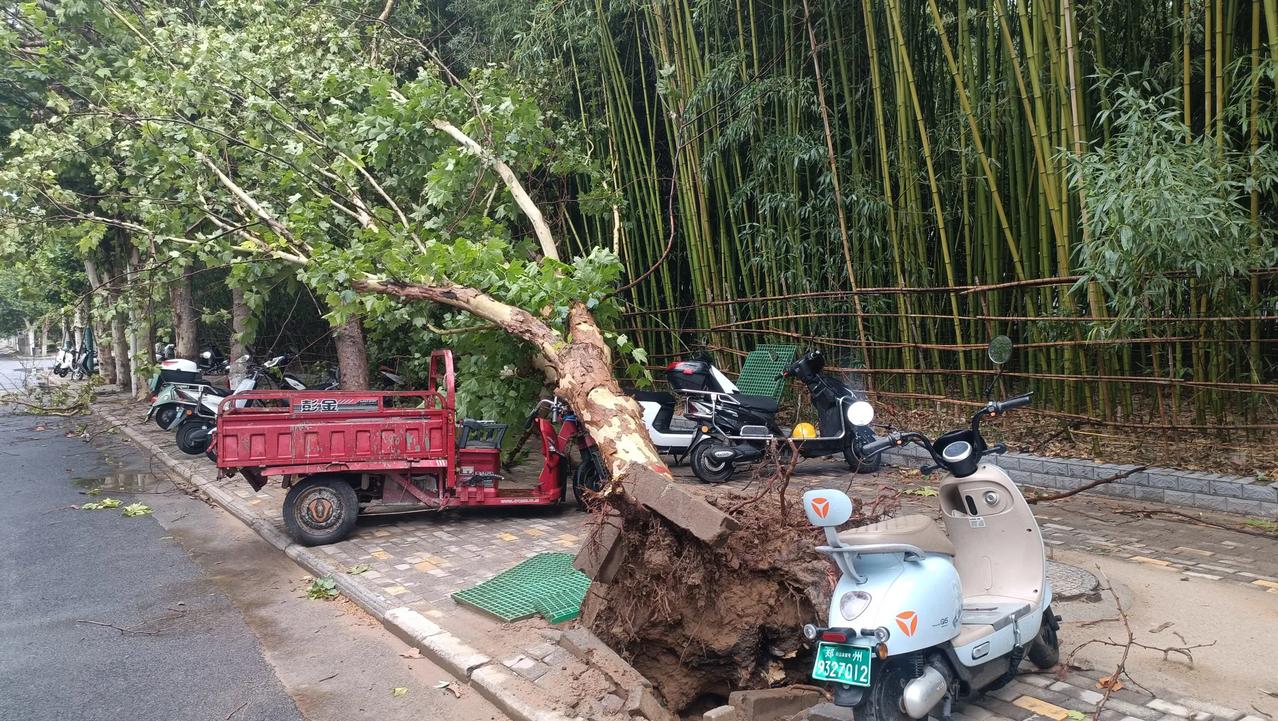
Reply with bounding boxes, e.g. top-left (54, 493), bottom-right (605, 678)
top-left (839, 591), bottom-right (872, 621)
